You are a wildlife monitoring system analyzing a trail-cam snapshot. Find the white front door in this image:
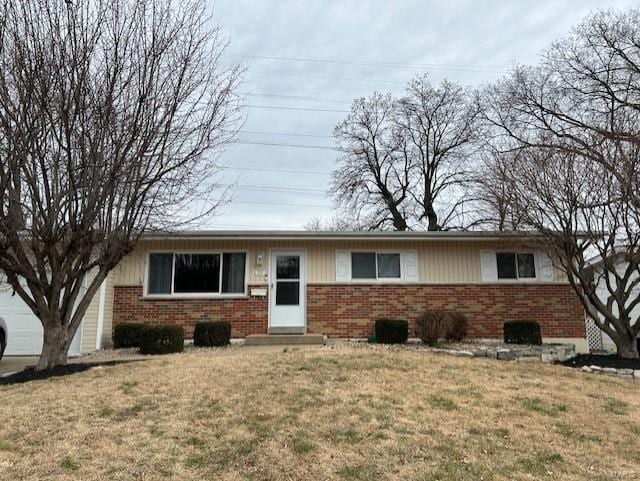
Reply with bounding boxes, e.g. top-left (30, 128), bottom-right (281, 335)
top-left (269, 251), bottom-right (305, 328)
